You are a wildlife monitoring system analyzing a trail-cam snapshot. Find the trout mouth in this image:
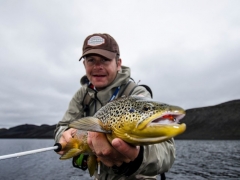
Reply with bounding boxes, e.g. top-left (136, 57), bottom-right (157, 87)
top-left (151, 114), bottom-right (185, 125)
